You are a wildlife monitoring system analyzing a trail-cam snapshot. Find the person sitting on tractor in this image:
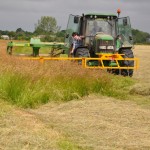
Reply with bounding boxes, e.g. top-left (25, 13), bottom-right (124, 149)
top-left (90, 21), bottom-right (102, 35)
top-left (70, 32), bottom-right (84, 55)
